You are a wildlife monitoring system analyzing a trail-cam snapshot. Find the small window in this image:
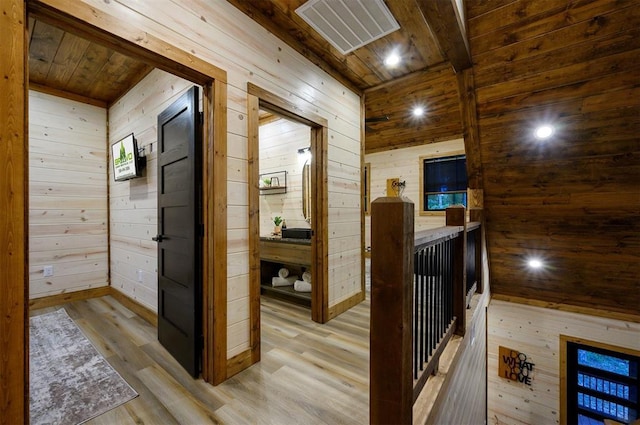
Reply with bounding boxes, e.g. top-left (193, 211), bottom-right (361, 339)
top-left (422, 155), bottom-right (467, 211)
top-left (565, 339), bottom-right (639, 425)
